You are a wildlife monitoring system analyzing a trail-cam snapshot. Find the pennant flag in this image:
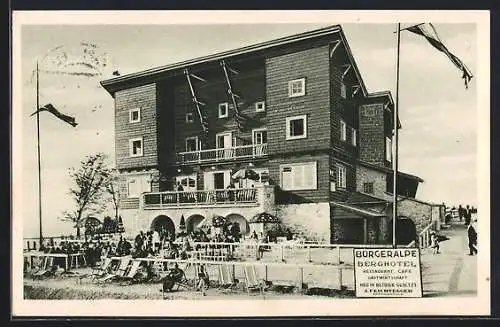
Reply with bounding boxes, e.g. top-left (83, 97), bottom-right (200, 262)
top-left (406, 23), bottom-right (473, 89)
top-left (31, 103), bottom-right (78, 127)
